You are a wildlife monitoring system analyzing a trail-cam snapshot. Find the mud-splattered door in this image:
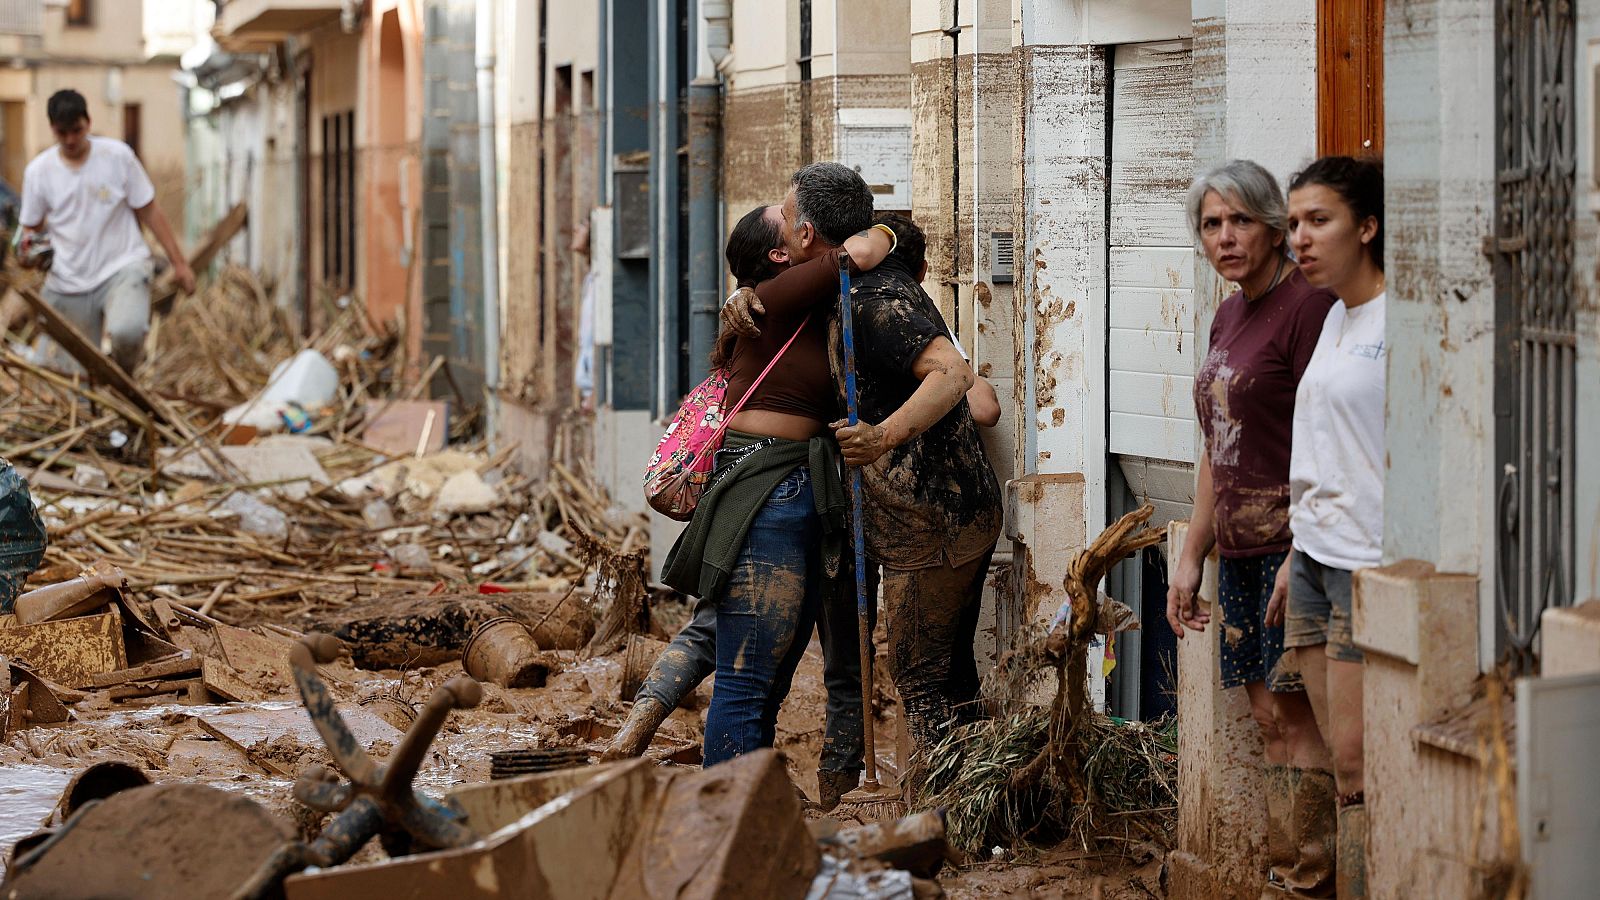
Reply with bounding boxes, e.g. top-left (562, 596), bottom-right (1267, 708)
top-left (1104, 40), bottom-right (1194, 720)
